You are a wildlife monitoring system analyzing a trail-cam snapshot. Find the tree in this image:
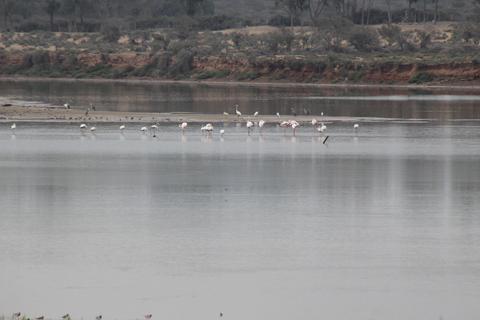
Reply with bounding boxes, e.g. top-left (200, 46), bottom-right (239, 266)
top-left (432, 0), bottom-right (438, 24)
top-left (406, 0), bottom-right (418, 23)
top-left (332, 0), bottom-right (357, 22)
top-left (43, 0), bottom-right (61, 31)
top-left (385, 0), bottom-right (391, 25)
top-left (181, 0), bottom-right (210, 17)
top-left (63, 0), bottom-right (76, 32)
top-left (1, 0), bottom-right (15, 31)
top-left (274, 0), bottom-right (308, 29)
top-left (307, 0), bottom-right (328, 27)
